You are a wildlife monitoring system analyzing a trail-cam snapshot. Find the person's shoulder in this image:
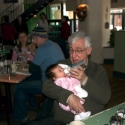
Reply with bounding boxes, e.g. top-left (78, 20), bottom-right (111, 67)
top-left (88, 61), bottom-right (106, 72)
top-left (46, 40), bottom-right (58, 48)
top-left (1, 22), bottom-right (7, 26)
top-left (6, 22), bottom-right (13, 26)
top-left (37, 40), bottom-right (52, 51)
top-left (38, 19), bottom-right (42, 22)
top-left (7, 22), bottom-right (15, 27)
top-left (1, 22), bottom-right (4, 26)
